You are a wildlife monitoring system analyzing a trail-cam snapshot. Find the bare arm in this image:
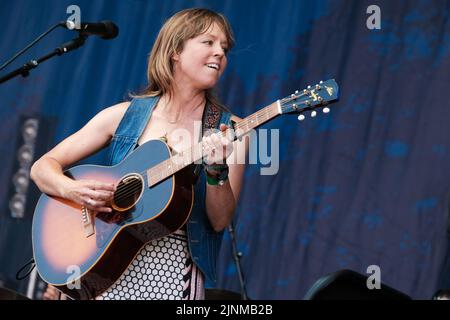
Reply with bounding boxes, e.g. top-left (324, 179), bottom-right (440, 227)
top-left (30, 102), bottom-right (130, 212)
top-left (204, 117), bottom-right (248, 232)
